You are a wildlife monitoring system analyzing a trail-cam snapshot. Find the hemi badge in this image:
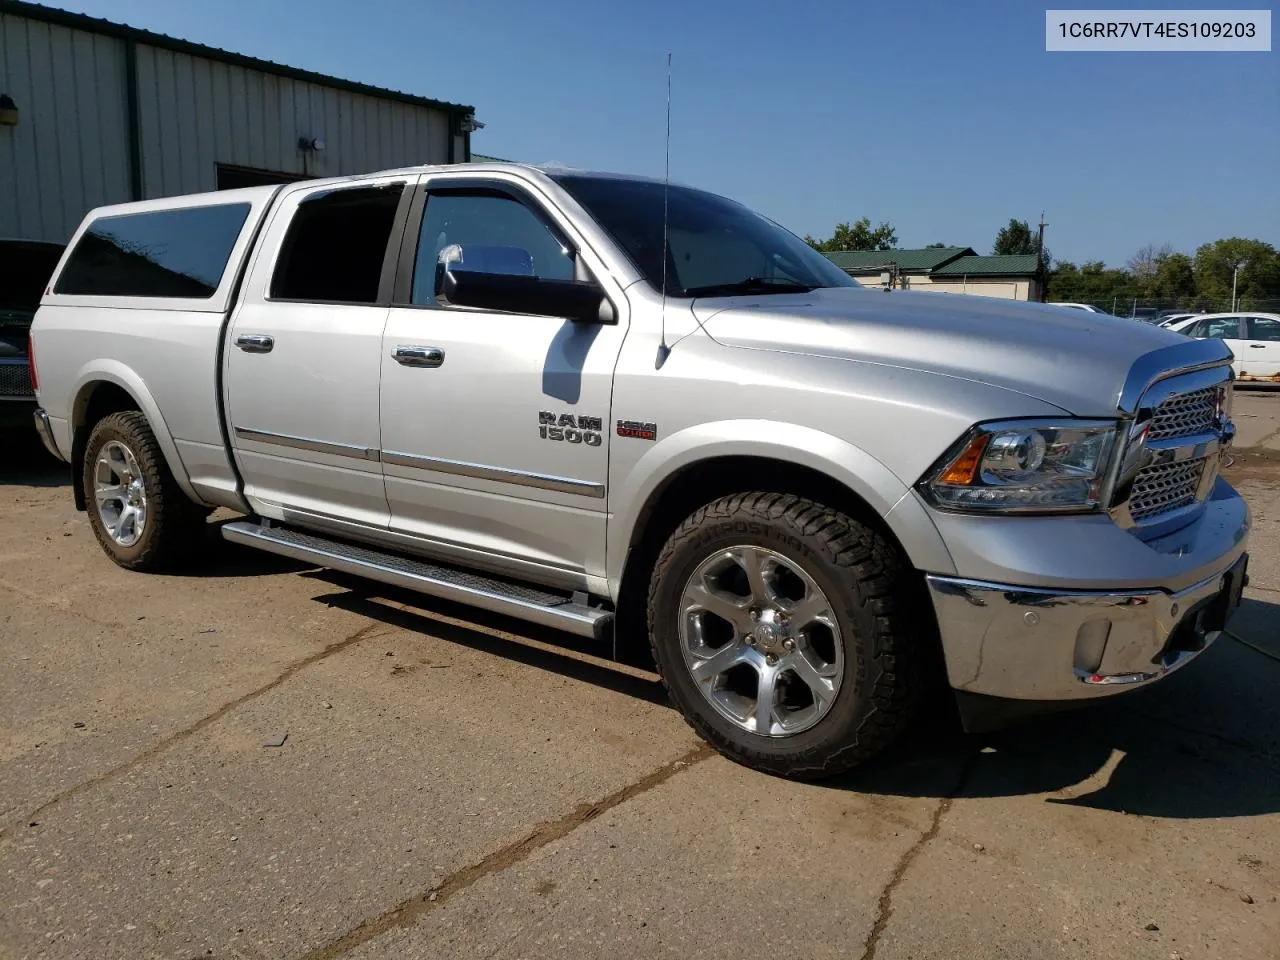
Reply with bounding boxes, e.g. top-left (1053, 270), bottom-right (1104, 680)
top-left (616, 420), bottom-right (658, 442)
